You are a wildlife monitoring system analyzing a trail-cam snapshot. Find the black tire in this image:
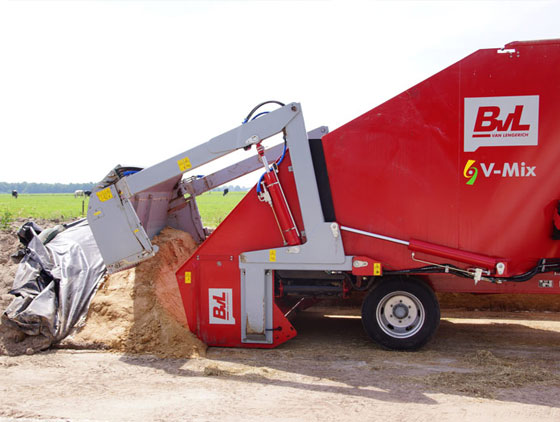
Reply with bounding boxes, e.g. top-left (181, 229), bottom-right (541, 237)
top-left (361, 276), bottom-right (440, 350)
